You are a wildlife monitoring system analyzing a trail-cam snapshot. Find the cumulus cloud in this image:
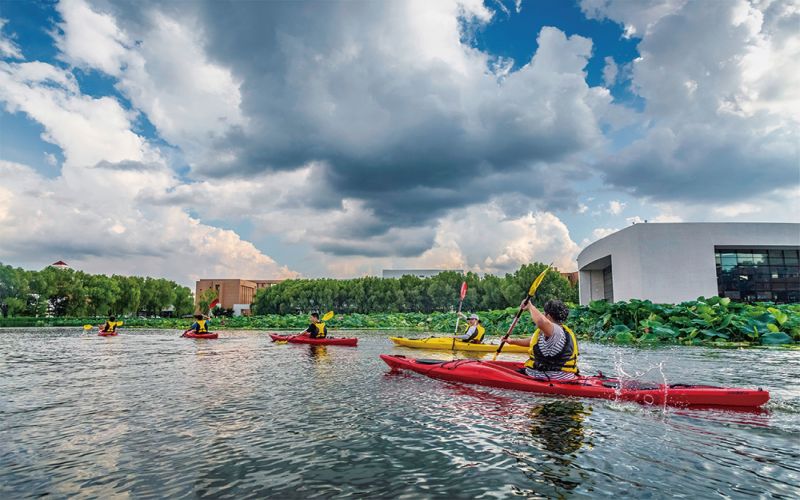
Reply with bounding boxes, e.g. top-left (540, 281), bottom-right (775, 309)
top-left (54, 0), bottom-right (245, 168)
top-left (312, 203), bottom-right (582, 277)
top-left (582, 0), bottom-right (800, 204)
top-left (0, 53), bottom-right (295, 284)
